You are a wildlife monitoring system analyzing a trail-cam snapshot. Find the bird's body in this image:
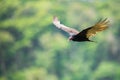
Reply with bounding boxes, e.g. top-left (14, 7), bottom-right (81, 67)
top-left (71, 27), bottom-right (92, 42)
top-left (53, 16), bottom-right (109, 42)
